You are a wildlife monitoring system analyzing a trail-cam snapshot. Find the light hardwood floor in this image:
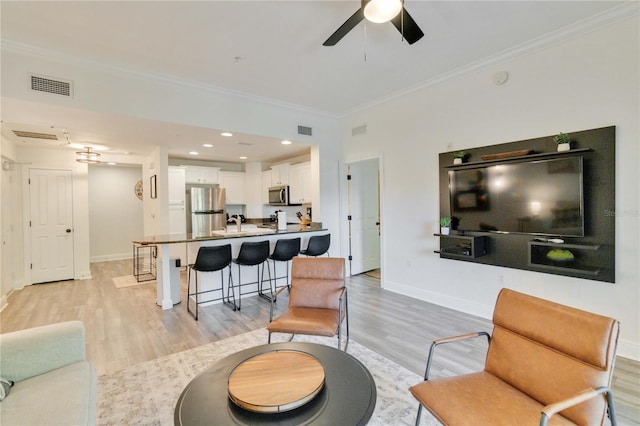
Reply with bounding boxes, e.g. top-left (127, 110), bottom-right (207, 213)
top-left (1, 259), bottom-right (638, 424)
